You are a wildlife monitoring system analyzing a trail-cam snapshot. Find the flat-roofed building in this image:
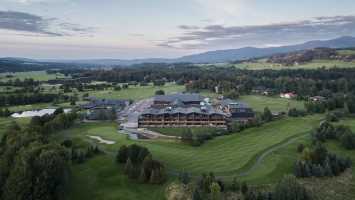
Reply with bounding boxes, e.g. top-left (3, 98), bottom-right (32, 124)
top-left (219, 99), bottom-right (255, 121)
